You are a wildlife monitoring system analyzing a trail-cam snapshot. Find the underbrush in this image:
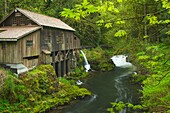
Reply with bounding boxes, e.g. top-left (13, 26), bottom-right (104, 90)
top-left (136, 44), bottom-right (170, 112)
top-left (0, 65), bottom-right (91, 113)
top-left (83, 47), bottom-right (114, 71)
